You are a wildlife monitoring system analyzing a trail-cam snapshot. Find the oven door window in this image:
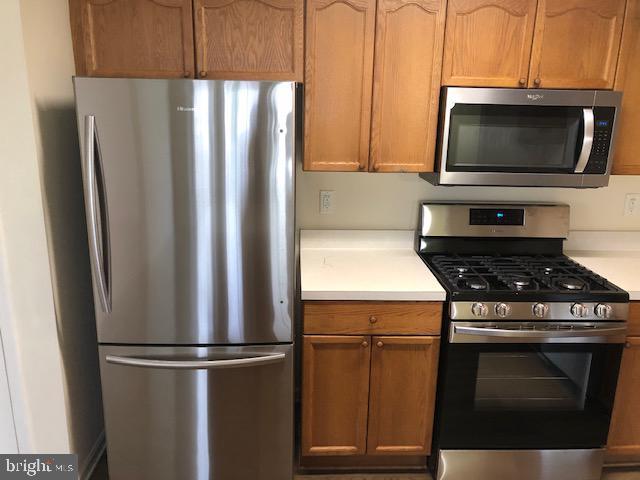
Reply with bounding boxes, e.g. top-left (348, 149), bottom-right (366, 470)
top-left (438, 343), bottom-right (622, 450)
top-left (446, 104), bottom-right (583, 173)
